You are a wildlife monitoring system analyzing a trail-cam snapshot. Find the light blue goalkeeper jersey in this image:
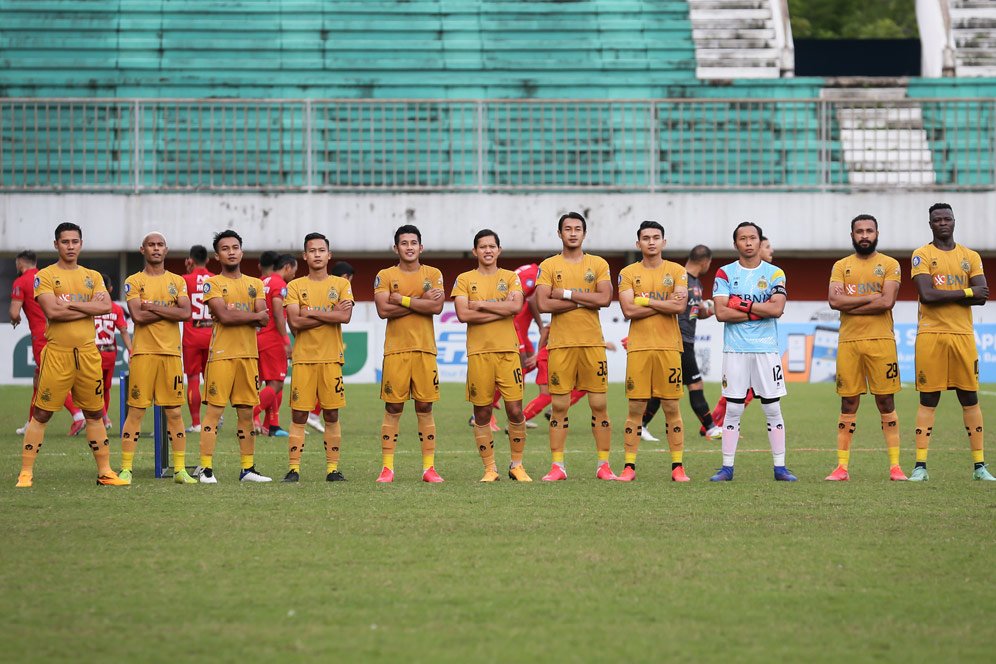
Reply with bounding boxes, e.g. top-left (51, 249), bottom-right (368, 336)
top-left (712, 260), bottom-right (786, 353)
